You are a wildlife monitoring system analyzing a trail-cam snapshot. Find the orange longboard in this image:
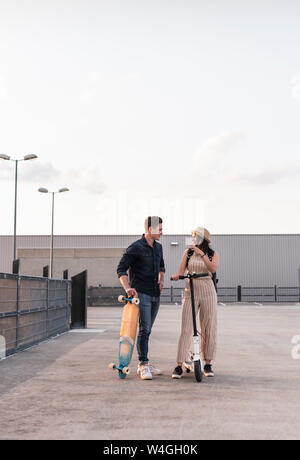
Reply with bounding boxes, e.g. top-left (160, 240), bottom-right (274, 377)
top-left (108, 295), bottom-right (139, 379)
